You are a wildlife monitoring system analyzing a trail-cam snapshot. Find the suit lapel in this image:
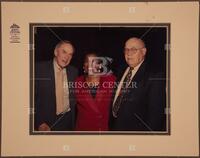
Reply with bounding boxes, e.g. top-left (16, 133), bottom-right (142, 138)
top-left (132, 62), bottom-right (146, 84)
top-left (48, 61), bottom-right (56, 96)
top-left (127, 61), bottom-right (146, 93)
top-left (48, 61), bottom-right (56, 112)
top-left (112, 67), bottom-right (127, 100)
top-left (66, 66), bottom-right (72, 82)
top-left (65, 66), bottom-right (74, 107)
